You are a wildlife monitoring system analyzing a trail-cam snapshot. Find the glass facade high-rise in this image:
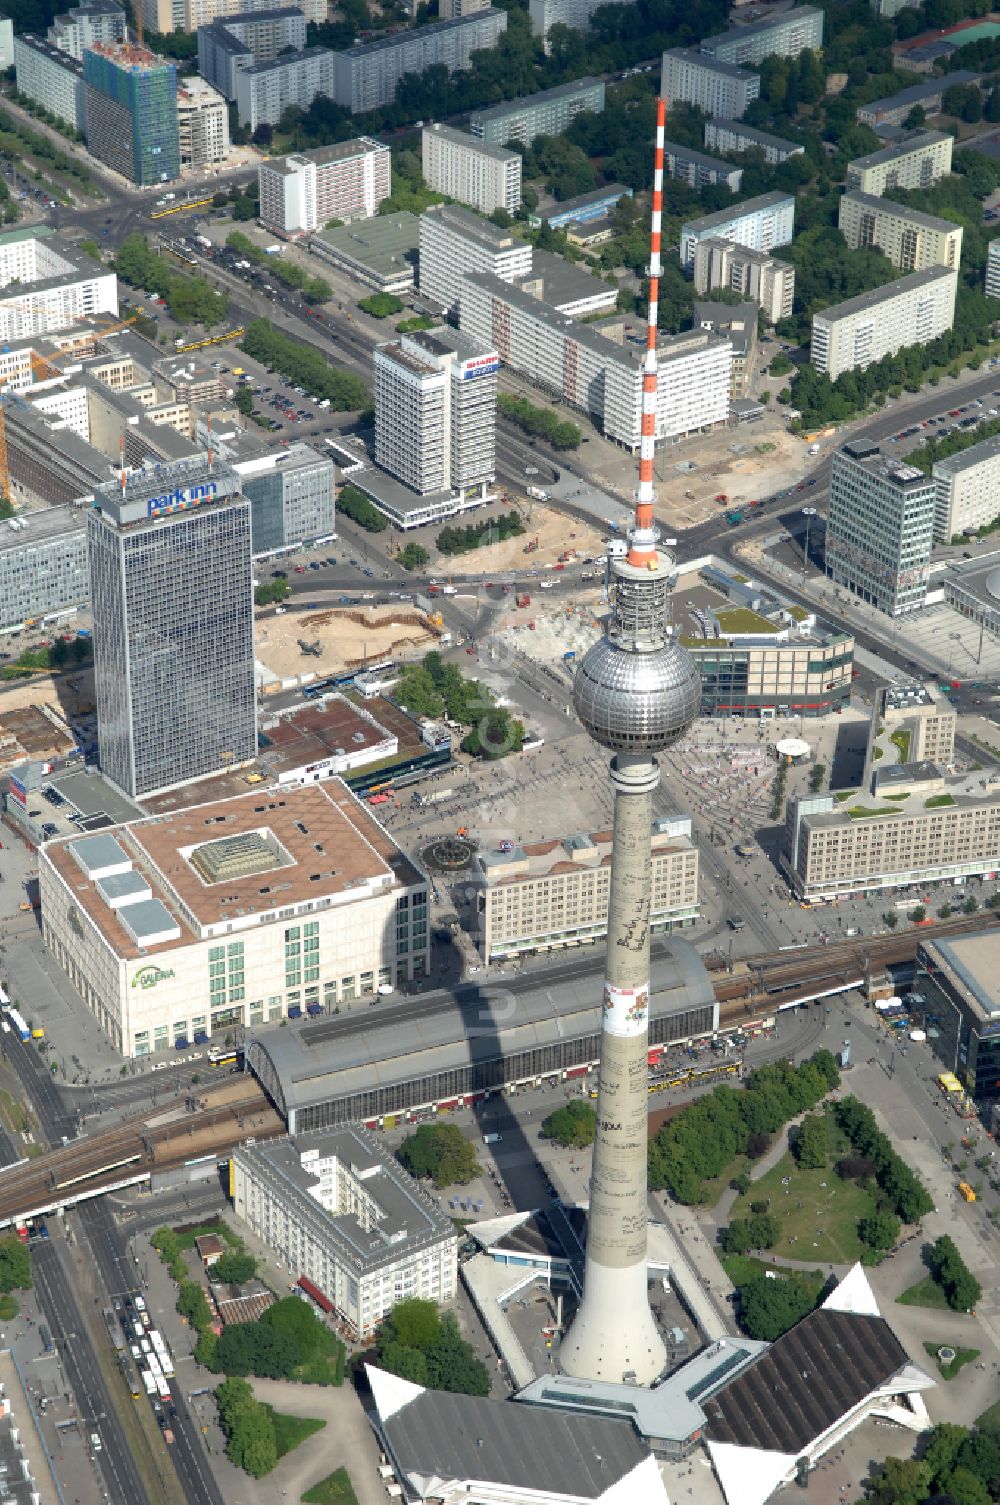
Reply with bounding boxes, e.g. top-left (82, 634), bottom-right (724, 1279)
top-left (88, 457), bottom-right (257, 800)
top-left (83, 42), bottom-right (179, 186)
